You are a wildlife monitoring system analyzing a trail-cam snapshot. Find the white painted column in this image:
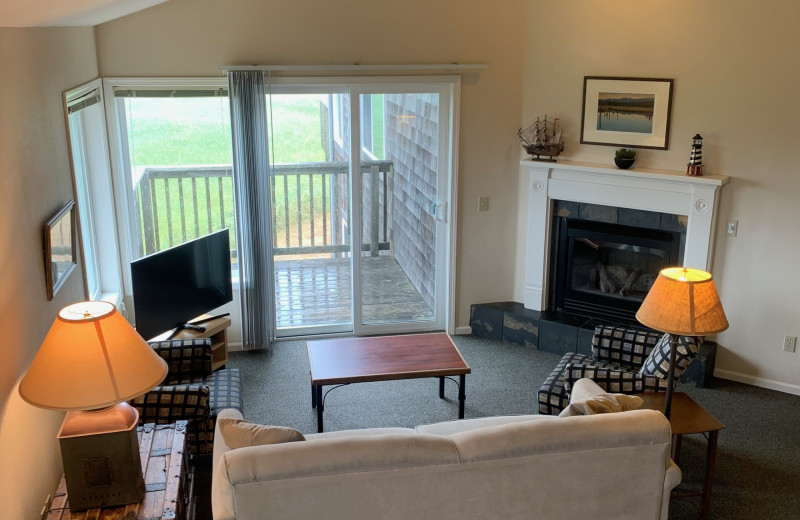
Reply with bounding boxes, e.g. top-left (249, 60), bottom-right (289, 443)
top-left (523, 163), bottom-right (552, 311)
